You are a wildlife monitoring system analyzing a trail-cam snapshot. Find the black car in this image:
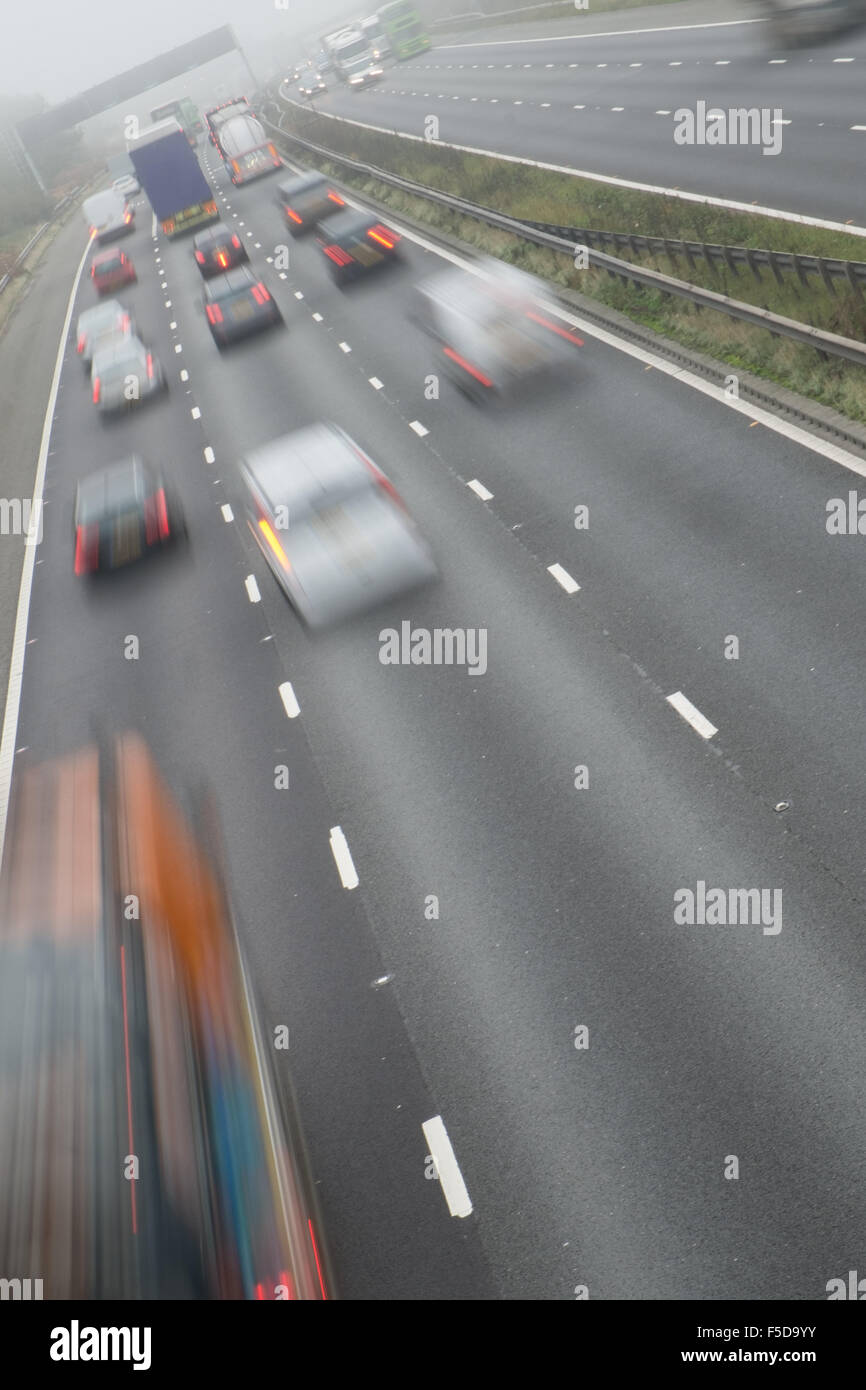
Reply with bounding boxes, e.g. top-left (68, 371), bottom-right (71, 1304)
top-left (202, 265), bottom-right (284, 348)
top-left (315, 212), bottom-right (401, 285)
top-left (193, 222), bottom-right (249, 277)
top-left (275, 172), bottom-right (345, 237)
top-left (74, 456), bottom-right (186, 576)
